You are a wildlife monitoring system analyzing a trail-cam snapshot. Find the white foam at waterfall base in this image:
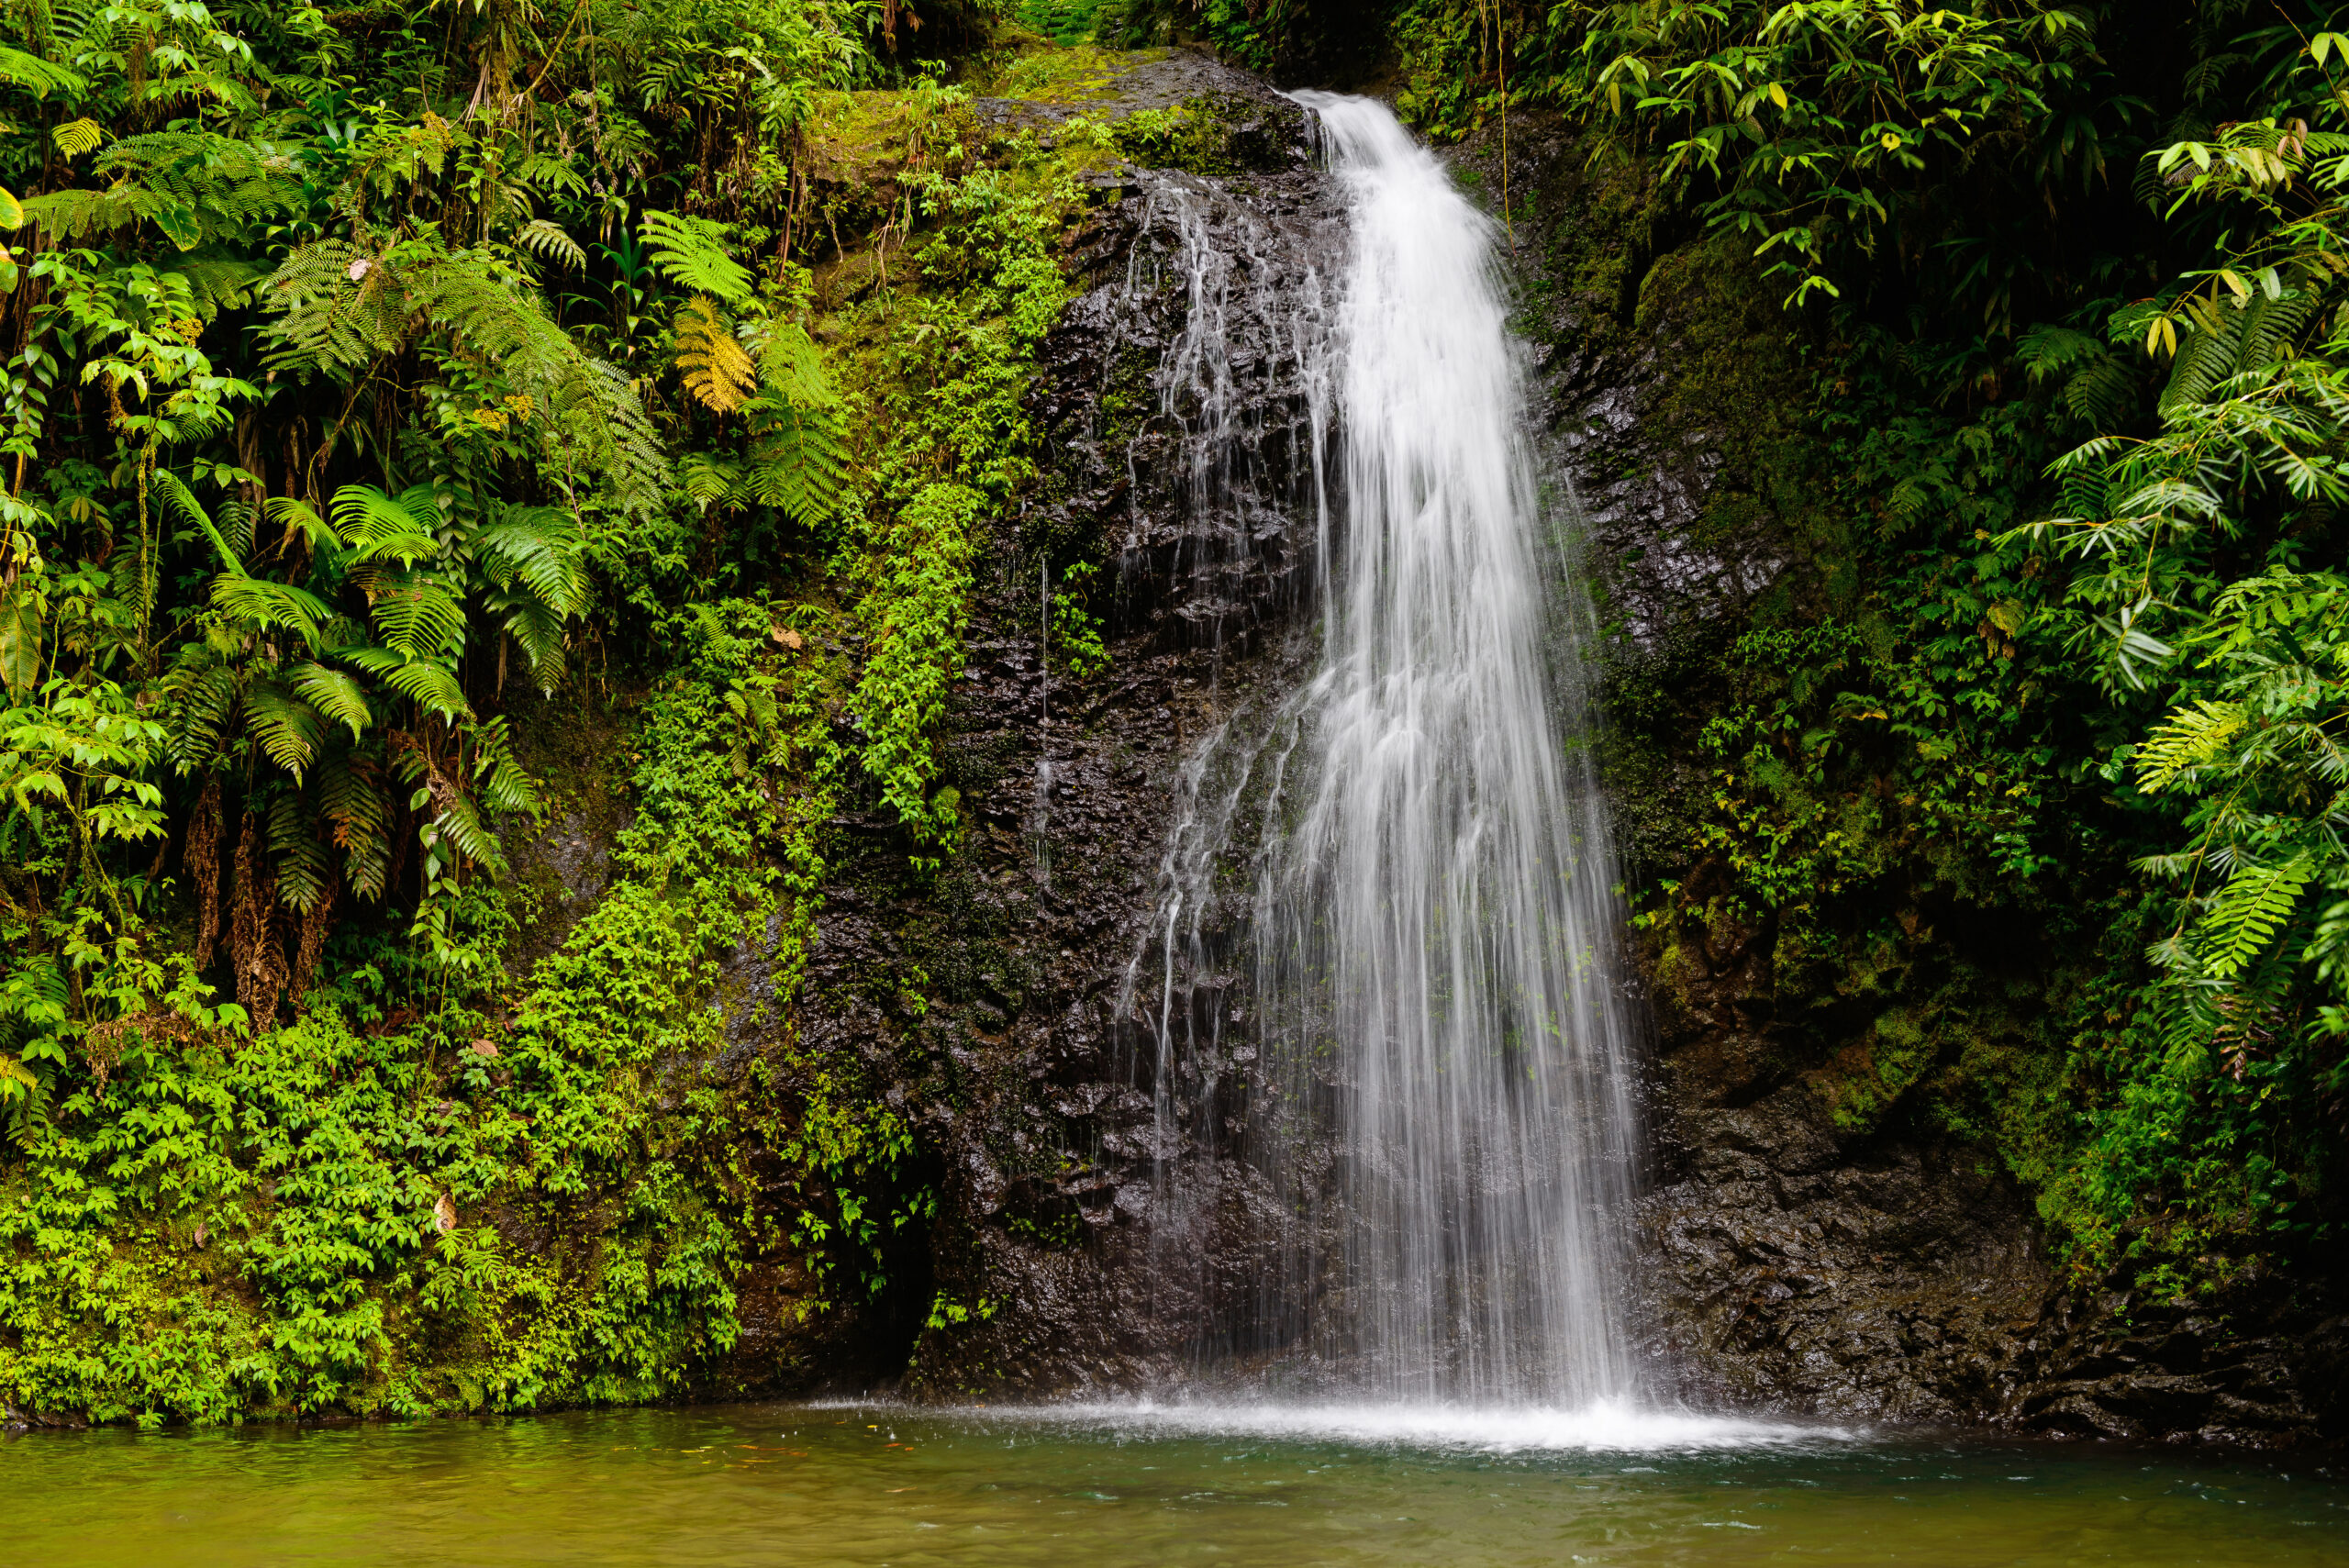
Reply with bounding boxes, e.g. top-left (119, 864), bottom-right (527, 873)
top-left (943, 1399), bottom-right (1856, 1453)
